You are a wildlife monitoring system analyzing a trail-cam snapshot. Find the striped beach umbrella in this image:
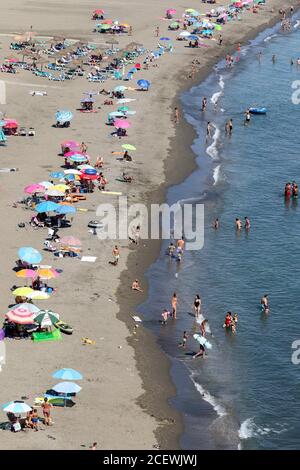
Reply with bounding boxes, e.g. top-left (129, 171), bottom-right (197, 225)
top-left (6, 306), bottom-right (35, 324)
top-left (34, 309), bottom-right (59, 327)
